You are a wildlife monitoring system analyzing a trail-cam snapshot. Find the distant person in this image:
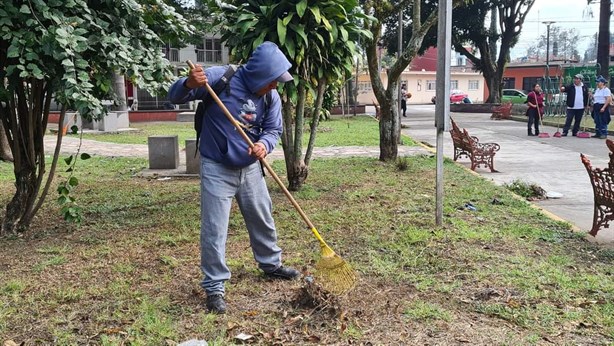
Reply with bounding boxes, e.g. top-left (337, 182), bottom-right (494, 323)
top-left (560, 73), bottom-right (589, 136)
top-left (400, 85), bottom-right (411, 117)
top-left (526, 83), bottom-right (544, 136)
top-left (591, 75), bottom-right (612, 139)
